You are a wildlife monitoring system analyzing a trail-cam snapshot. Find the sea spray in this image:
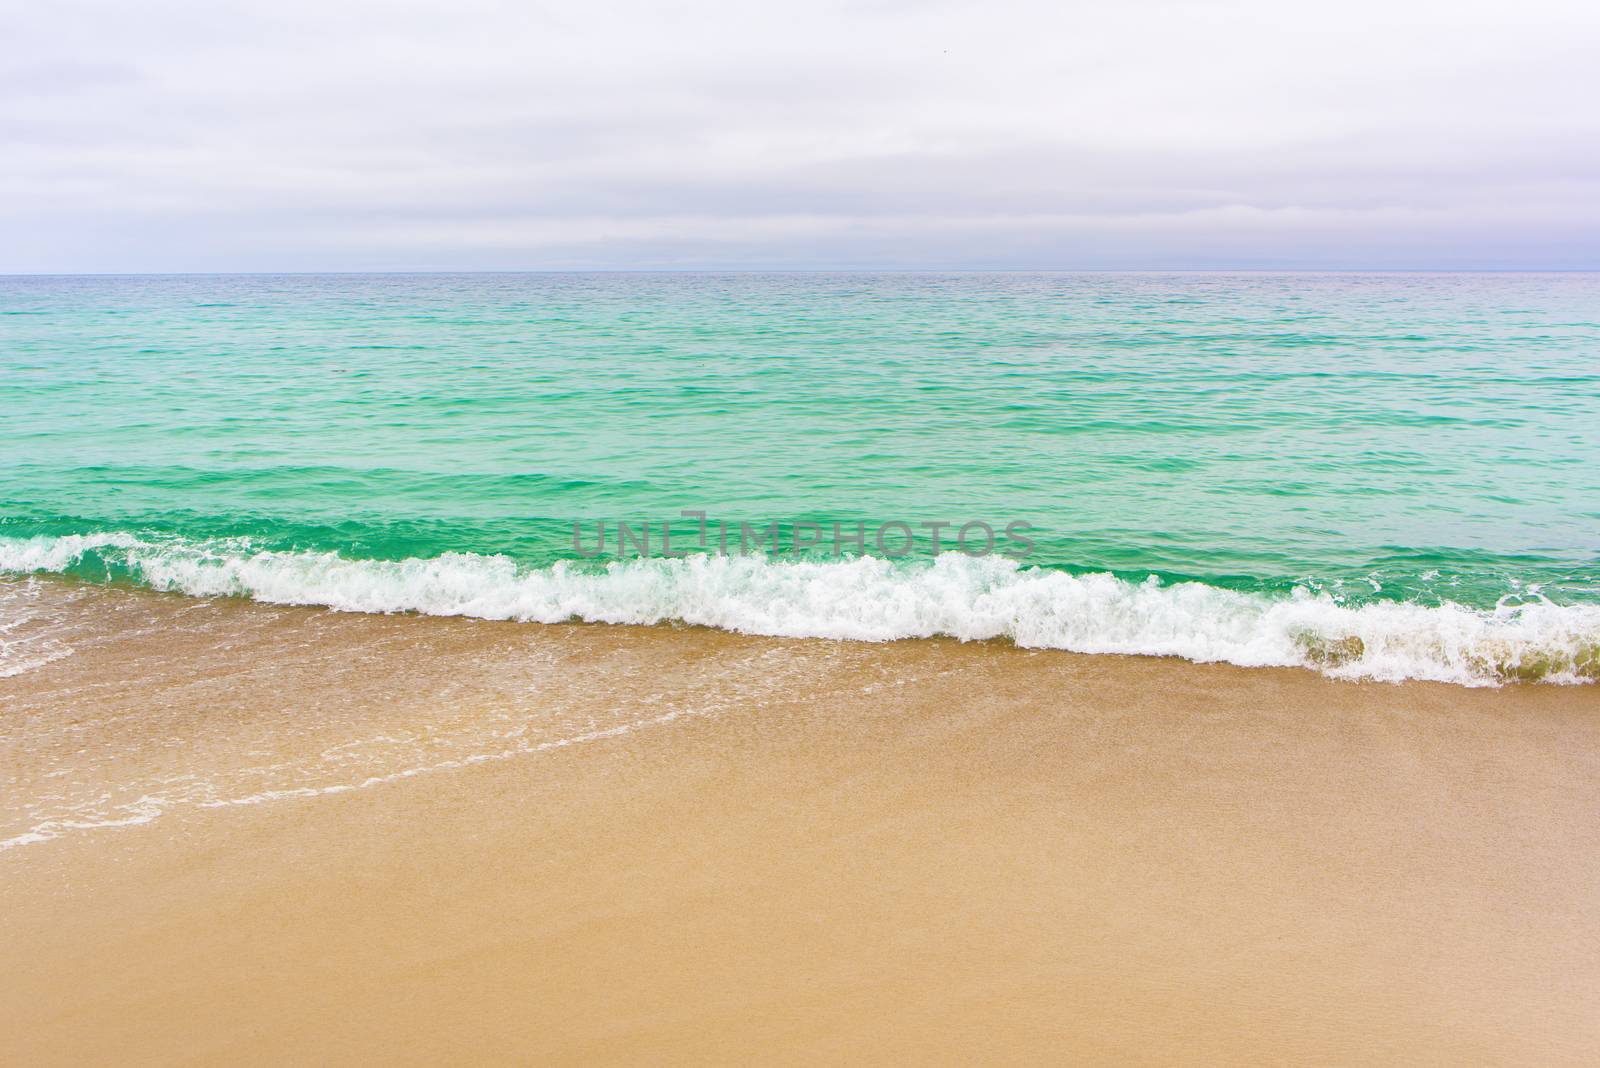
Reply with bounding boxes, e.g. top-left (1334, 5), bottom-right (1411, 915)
top-left (3, 531), bottom-right (1595, 687)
